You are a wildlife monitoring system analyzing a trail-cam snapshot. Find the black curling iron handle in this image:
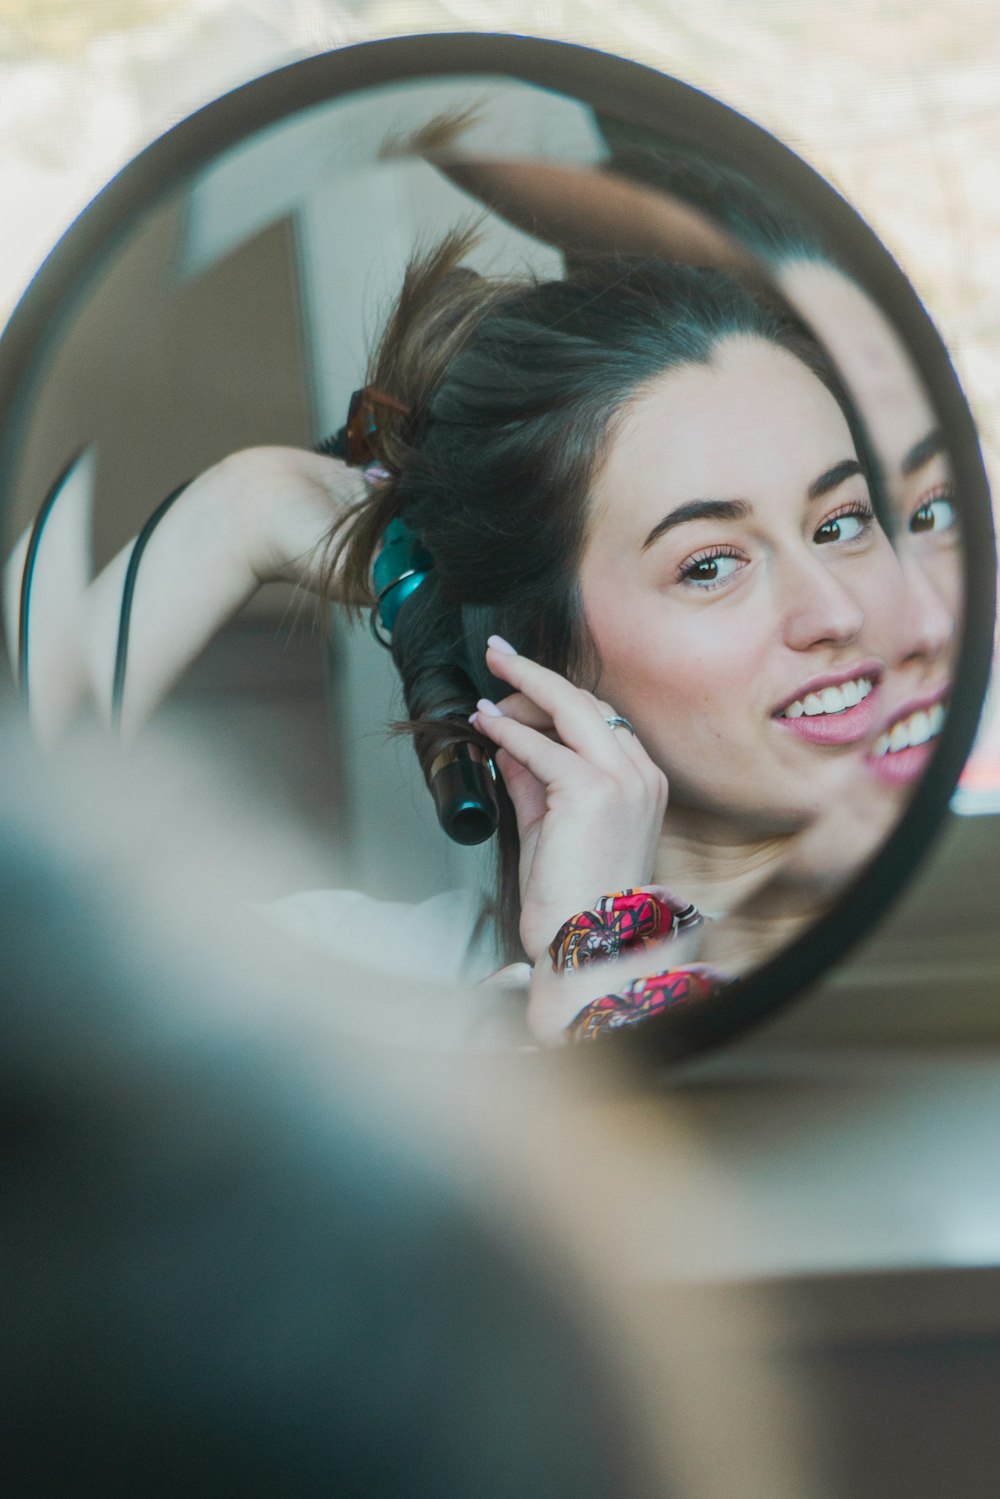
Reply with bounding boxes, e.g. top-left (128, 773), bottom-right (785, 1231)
top-left (429, 741), bottom-right (499, 845)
